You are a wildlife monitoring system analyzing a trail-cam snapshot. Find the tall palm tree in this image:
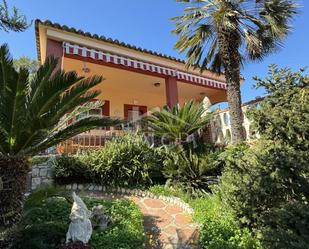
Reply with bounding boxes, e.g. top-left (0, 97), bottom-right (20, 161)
top-left (173, 0), bottom-right (297, 143)
top-left (0, 44), bottom-right (120, 228)
top-left (147, 100), bottom-right (211, 145)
